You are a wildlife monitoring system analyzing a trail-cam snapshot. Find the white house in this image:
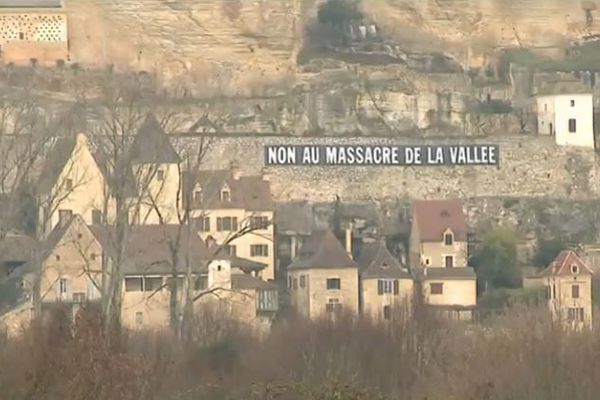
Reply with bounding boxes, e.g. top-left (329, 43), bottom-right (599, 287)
top-left (535, 80), bottom-right (595, 149)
